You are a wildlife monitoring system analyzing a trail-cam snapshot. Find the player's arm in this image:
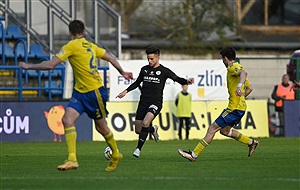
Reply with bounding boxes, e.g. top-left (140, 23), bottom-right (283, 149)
top-left (174, 76), bottom-right (194, 85)
top-left (167, 68), bottom-right (194, 85)
top-left (19, 57), bottom-right (62, 70)
top-left (236, 70), bottom-right (247, 96)
top-left (101, 52), bottom-right (132, 80)
top-left (116, 69), bottom-right (143, 99)
top-left (244, 84), bottom-right (253, 98)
